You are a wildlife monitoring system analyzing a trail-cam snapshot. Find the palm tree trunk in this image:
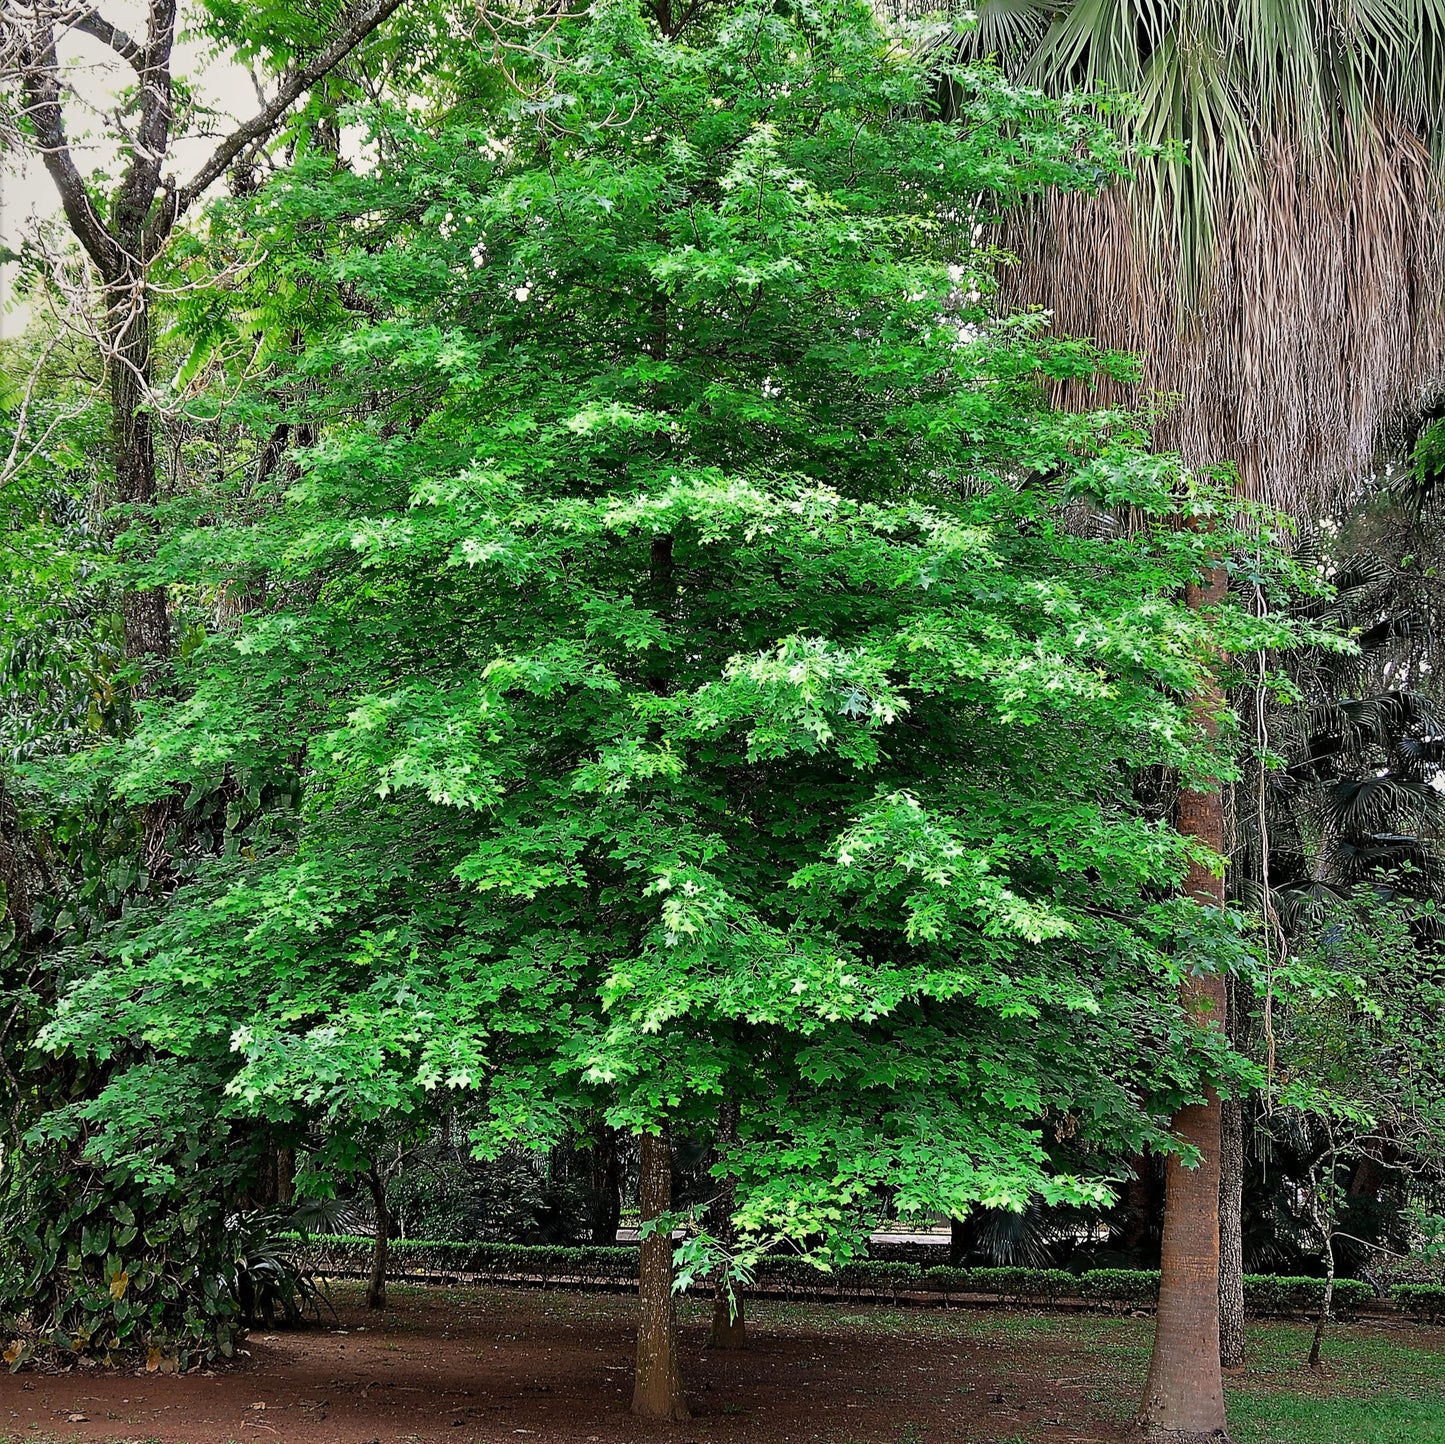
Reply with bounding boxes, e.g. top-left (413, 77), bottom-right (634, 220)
top-left (949, 1214), bottom-right (977, 1268)
top-left (632, 1128), bottom-right (689, 1420)
top-left (1138, 568), bottom-right (1233, 1444)
top-left (365, 1166), bottom-right (389, 1311)
top-left (707, 1096), bottom-right (747, 1350)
